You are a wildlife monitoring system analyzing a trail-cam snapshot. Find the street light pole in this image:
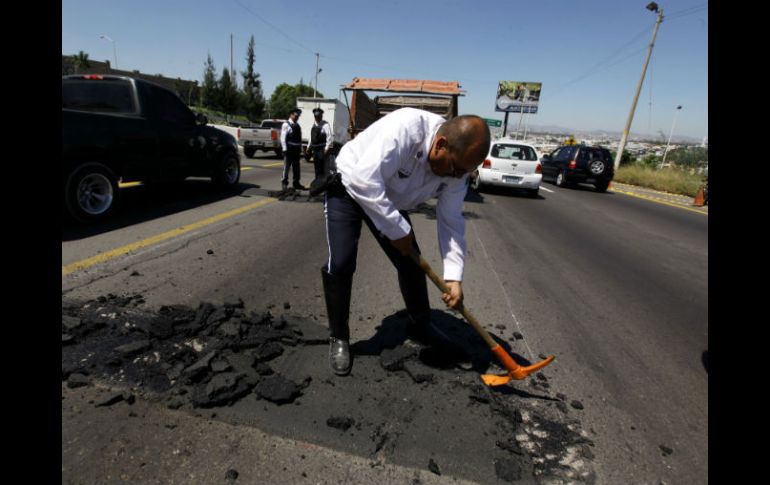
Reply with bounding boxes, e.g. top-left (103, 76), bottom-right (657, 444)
top-left (614, 3), bottom-right (663, 170)
top-left (661, 105), bottom-right (682, 167)
top-left (314, 53), bottom-right (321, 98)
top-left (99, 35), bottom-right (117, 69)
